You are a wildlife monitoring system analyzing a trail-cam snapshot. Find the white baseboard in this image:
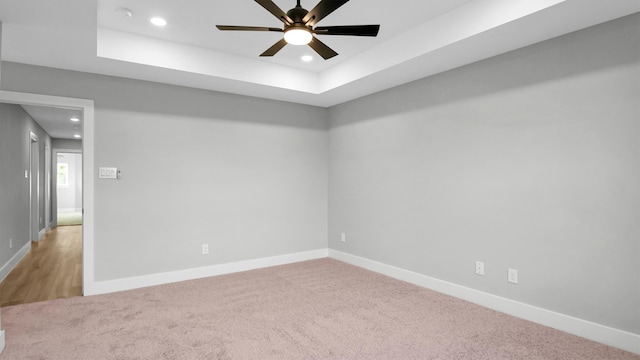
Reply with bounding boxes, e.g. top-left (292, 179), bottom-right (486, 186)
top-left (0, 329), bottom-right (5, 354)
top-left (329, 249), bottom-right (640, 355)
top-left (79, 247), bottom-right (639, 354)
top-left (37, 228), bottom-right (46, 241)
top-left (0, 241), bottom-right (31, 283)
top-left (85, 248), bottom-right (329, 296)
